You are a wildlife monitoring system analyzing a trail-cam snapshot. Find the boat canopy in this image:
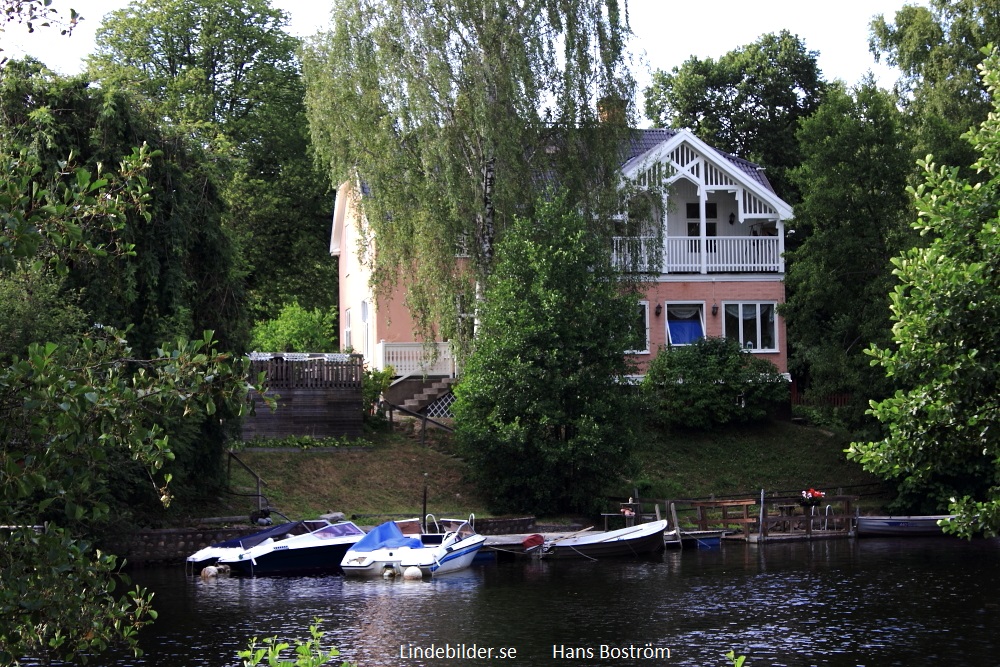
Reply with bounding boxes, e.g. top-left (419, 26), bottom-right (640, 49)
top-left (351, 521), bottom-right (422, 552)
